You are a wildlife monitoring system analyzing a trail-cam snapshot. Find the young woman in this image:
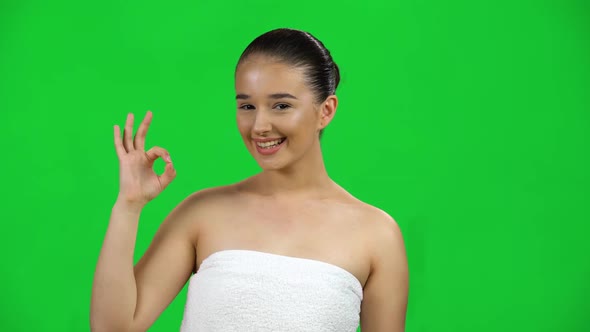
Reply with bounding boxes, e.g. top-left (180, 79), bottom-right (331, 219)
top-left (91, 28), bottom-right (408, 332)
